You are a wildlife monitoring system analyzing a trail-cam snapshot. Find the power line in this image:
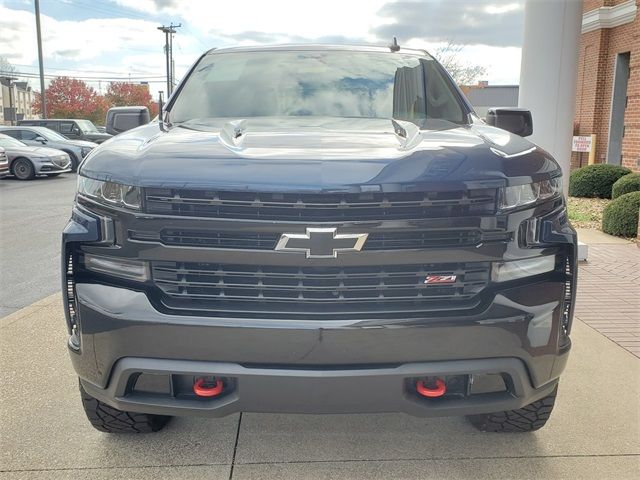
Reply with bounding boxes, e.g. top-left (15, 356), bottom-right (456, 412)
top-left (10, 70), bottom-right (165, 81)
top-left (11, 63), bottom-right (164, 76)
